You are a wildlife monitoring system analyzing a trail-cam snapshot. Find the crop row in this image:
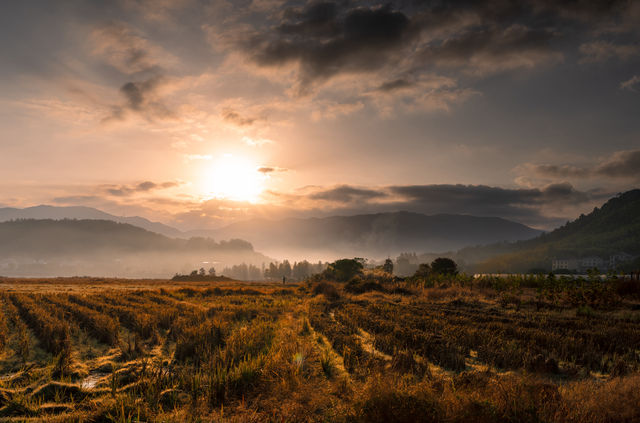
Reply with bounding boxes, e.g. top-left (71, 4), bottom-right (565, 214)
top-left (334, 299), bottom-right (640, 374)
top-left (44, 294), bottom-right (120, 345)
top-left (308, 302), bottom-right (383, 375)
top-left (8, 294), bottom-right (71, 356)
